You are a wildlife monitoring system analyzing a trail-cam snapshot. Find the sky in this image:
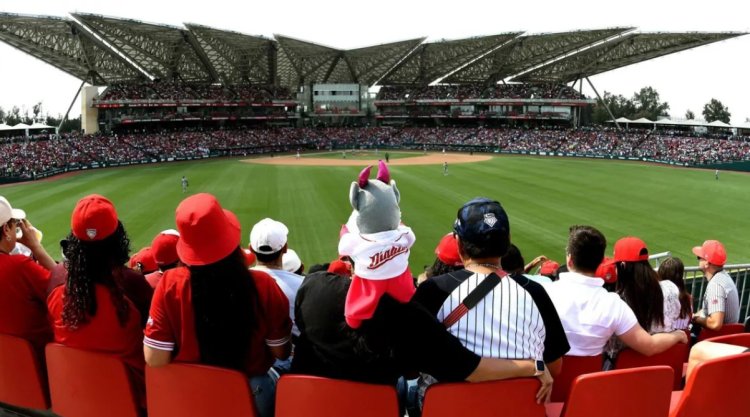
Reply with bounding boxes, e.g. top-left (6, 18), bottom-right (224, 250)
top-left (1, 0), bottom-right (749, 124)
